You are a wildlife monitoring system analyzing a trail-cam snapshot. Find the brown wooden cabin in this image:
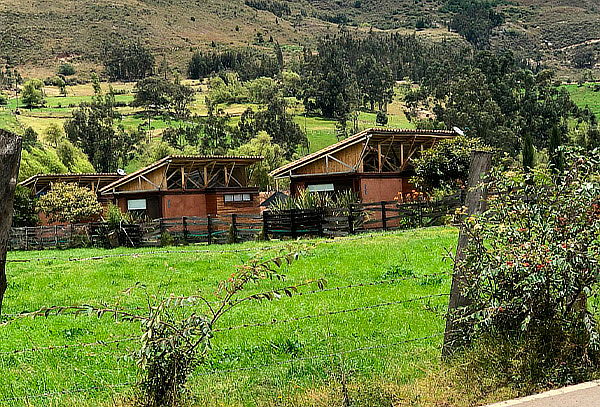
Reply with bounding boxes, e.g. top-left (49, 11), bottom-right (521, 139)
top-left (270, 128), bottom-right (457, 203)
top-left (99, 155), bottom-right (263, 219)
top-left (19, 173), bottom-right (124, 225)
